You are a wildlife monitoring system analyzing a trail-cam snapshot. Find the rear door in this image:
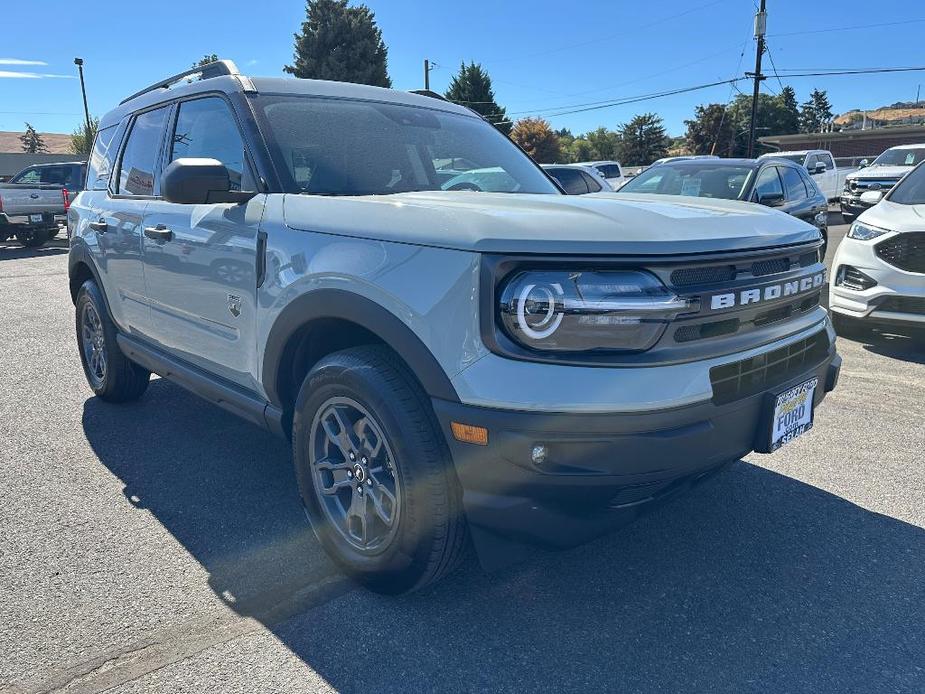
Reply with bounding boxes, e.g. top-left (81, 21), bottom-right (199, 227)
top-left (140, 95), bottom-right (264, 389)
